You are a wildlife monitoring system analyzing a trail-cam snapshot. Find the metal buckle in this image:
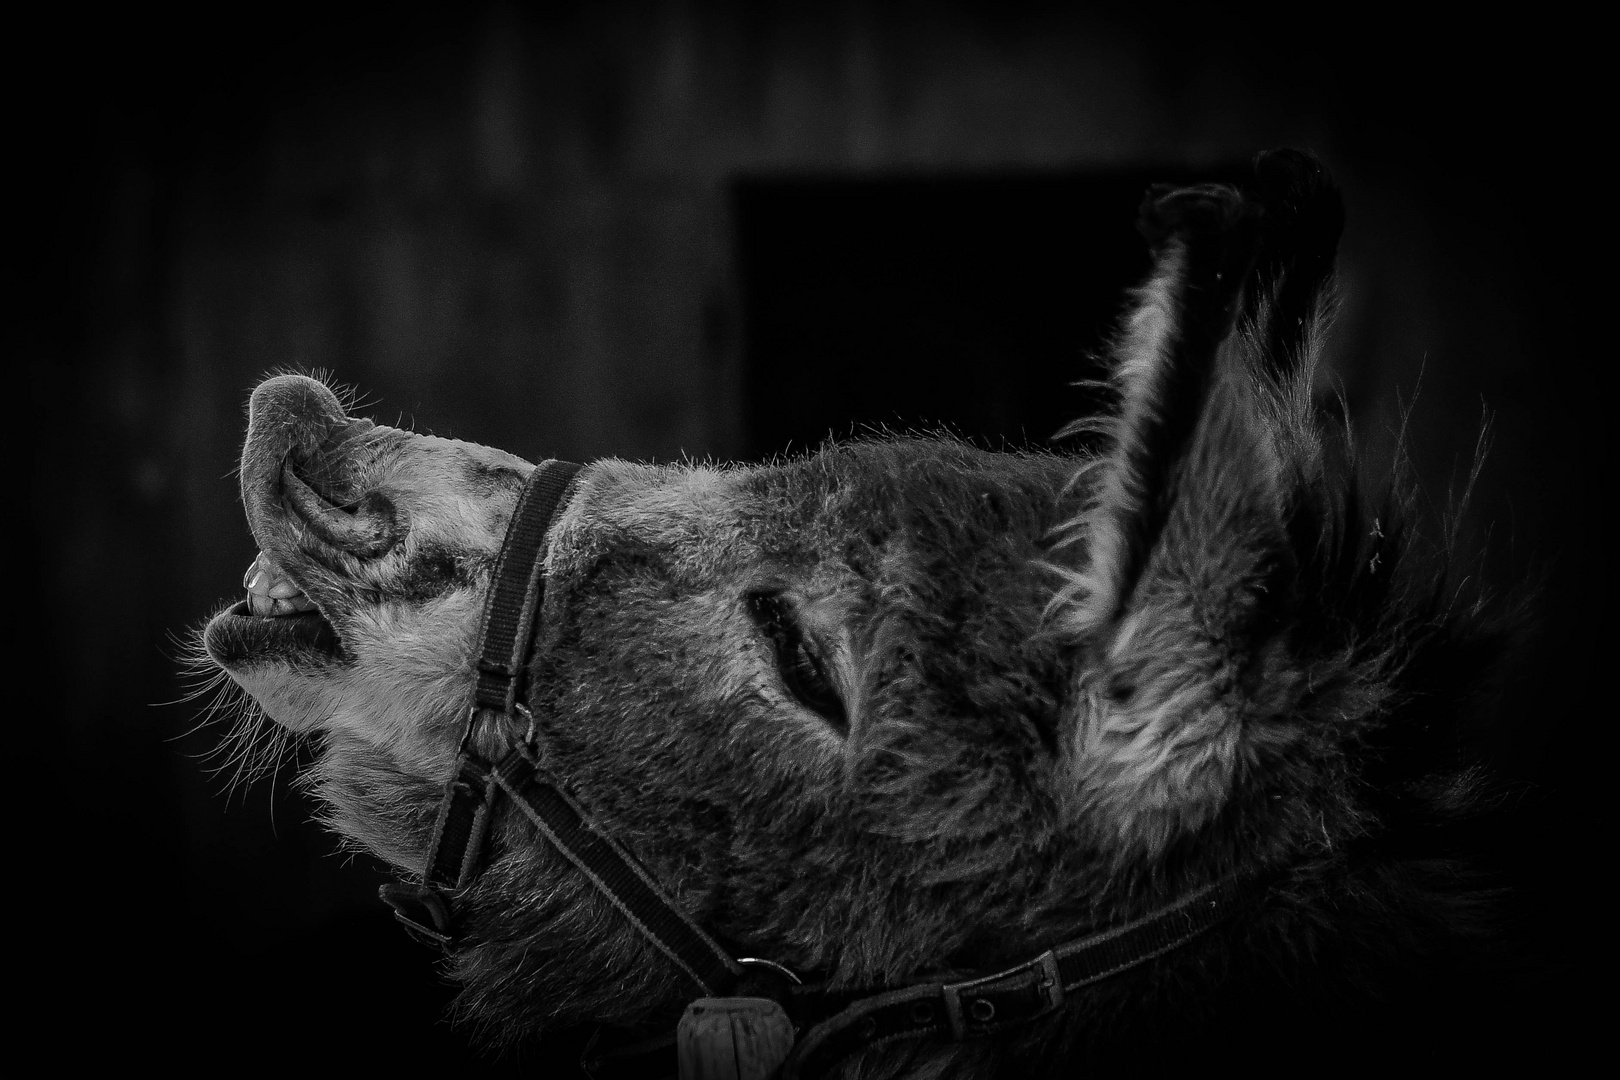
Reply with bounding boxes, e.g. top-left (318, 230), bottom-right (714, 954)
top-left (940, 949), bottom-right (1064, 1040)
